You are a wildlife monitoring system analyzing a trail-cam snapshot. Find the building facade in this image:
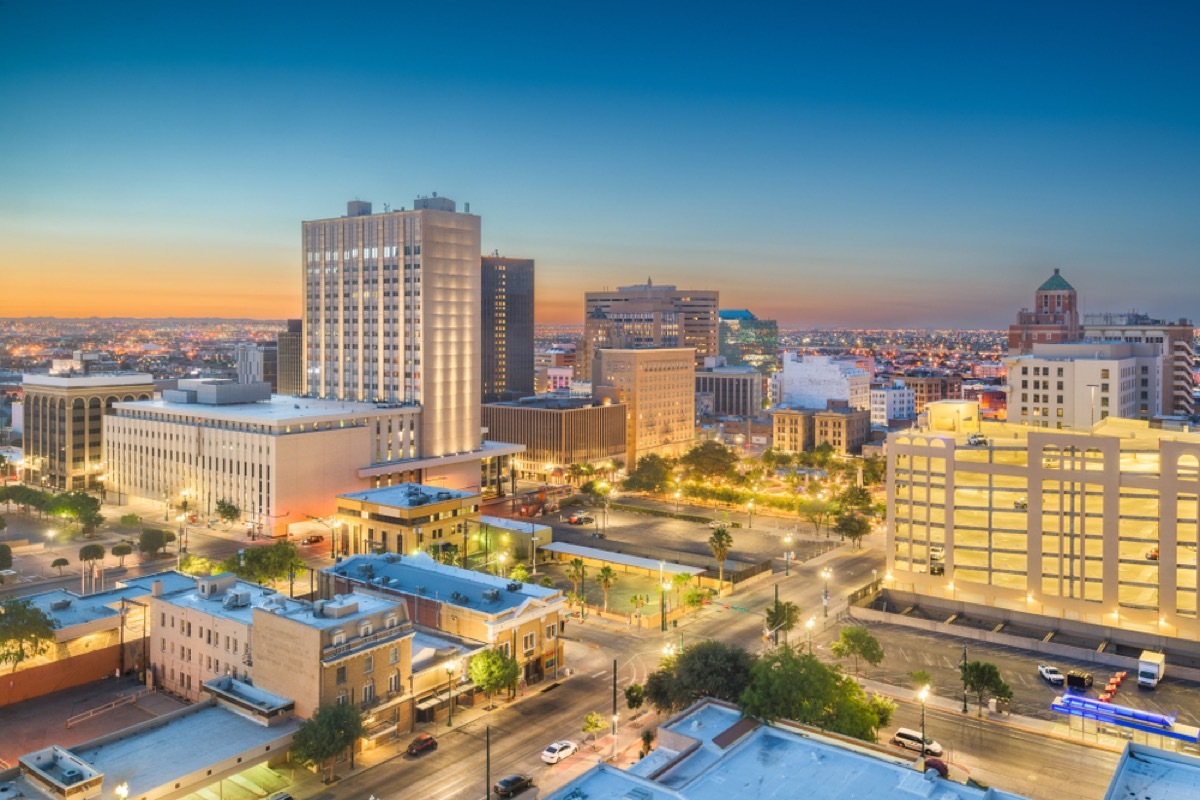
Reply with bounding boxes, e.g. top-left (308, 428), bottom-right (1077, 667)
top-left (695, 360), bottom-right (763, 418)
top-left (234, 343), bottom-right (278, 391)
top-left (771, 353), bottom-right (869, 411)
top-left (888, 400), bottom-right (1200, 638)
top-left (332, 483), bottom-right (481, 560)
top-left (813, 408), bottom-right (871, 455)
top-left (1083, 312), bottom-right (1195, 418)
top-left (717, 309), bottom-right (779, 371)
top-left (22, 372), bottom-right (154, 492)
top-left (581, 281), bottom-right (718, 377)
top-left (1008, 269), bottom-right (1083, 354)
top-left (303, 197), bottom-right (482, 459)
top-left (899, 371), bottom-right (964, 414)
top-left (592, 348), bottom-right (696, 468)
top-left (481, 256), bottom-right (535, 402)
top-left (1005, 342), bottom-right (1160, 429)
top-left (482, 397), bottom-right (627, 477)
top-left (869, 381), bottom-right (915, 427)
top-left (276, 319), bottom-right (303, 396)
top-left (771, 408), bottom-right (814, 454)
